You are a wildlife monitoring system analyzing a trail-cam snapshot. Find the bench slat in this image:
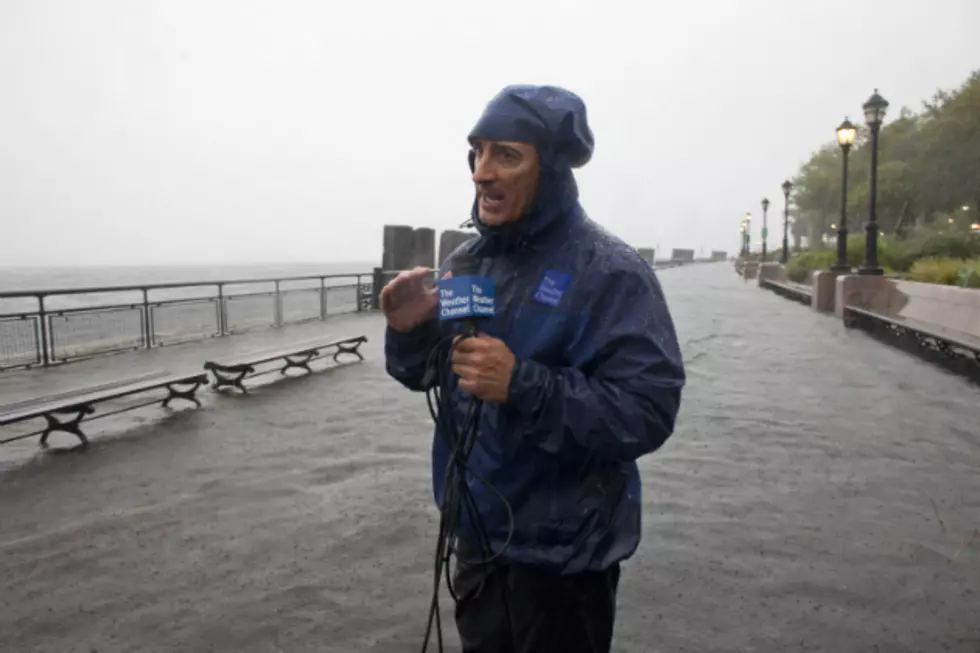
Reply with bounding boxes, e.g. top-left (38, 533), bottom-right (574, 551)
top-left (0, 371), bottom-right (173, 416)
top-left (203, 334), bottom-right (368, 393)
top-left (204, 335), bottom-right (367, 370)
top-left (0, 372), bottom-right (208, 424)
